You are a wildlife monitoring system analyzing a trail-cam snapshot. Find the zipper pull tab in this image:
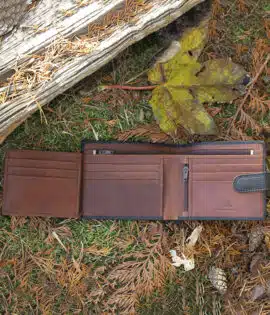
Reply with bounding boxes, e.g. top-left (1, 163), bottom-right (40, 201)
top-left (183, 164), bottom-right (189, 182)
top-left (183, 164), bottom-right (189, 213)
